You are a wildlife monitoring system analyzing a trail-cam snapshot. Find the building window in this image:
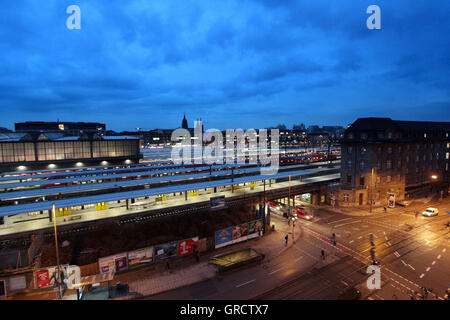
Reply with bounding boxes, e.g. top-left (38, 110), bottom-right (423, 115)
top-left (386, 176), bottom-right (392, 183)
top-left (396, 174), bottom-right (401, 181)
top-left (386, 160), bottom-right (392, 169)
top-left (347, 133), bottom-right (354, 139)
top-left (388, 147), bottom-right (393, 154)
top-left (347, 175), bottom-right (352, 184)
top-left (347, 146), bottom-right (353, 154)
top-left (377, 161), bottom-right (381, 170)
top-left (387, 132), bottom-right (393, 139)
top-left (361, 147), bottom-right (367, 154)
top-left (360, 132), bottom-right (368, 140)
top-left (447, 142), bottom-right (449, 149)
top-left (416, 155), bottom-right (419, 162)
top-left (360, 161), bottom-right (365, 170)
top-left (360, 176), bottom-right (365, 186)
top-left (397, 160), bottom-right (401, 168)
top-left (446, 152), bottom-right (449, 160)
top-left (344, 194), bottom-right (349, 202)
top-left (348, 160), bottom-right (352, 169)
top-left (406, 155), bottom-right (409, 162)
top-left (376, 176), bottom-right (381, 184)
